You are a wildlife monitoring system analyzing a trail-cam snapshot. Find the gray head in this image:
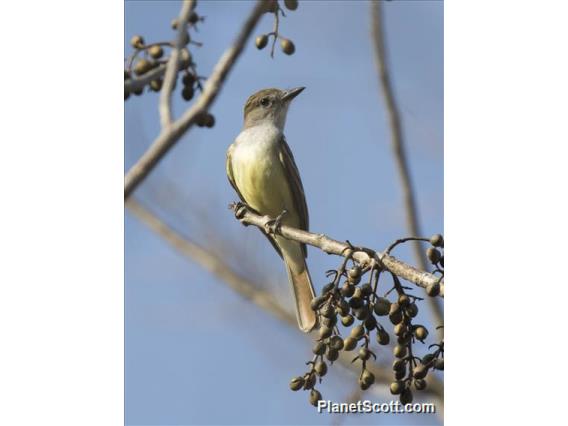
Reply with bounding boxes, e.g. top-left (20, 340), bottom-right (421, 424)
top-left (243, 87), bottom-right (305, 130)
